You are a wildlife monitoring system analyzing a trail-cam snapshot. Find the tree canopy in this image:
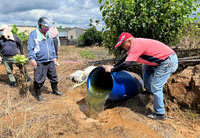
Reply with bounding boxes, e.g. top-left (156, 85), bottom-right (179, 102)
top-left (78, 19), bottom-right (103, 46)
top-left (98, 0), bottom-right (200, 56)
